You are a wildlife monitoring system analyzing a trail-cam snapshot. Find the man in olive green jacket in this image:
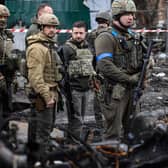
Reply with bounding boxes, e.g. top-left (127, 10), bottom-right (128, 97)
top-left (87, 11), bottom-right (111, 129)
top-left (95, 0), bottom-right (146, 140)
